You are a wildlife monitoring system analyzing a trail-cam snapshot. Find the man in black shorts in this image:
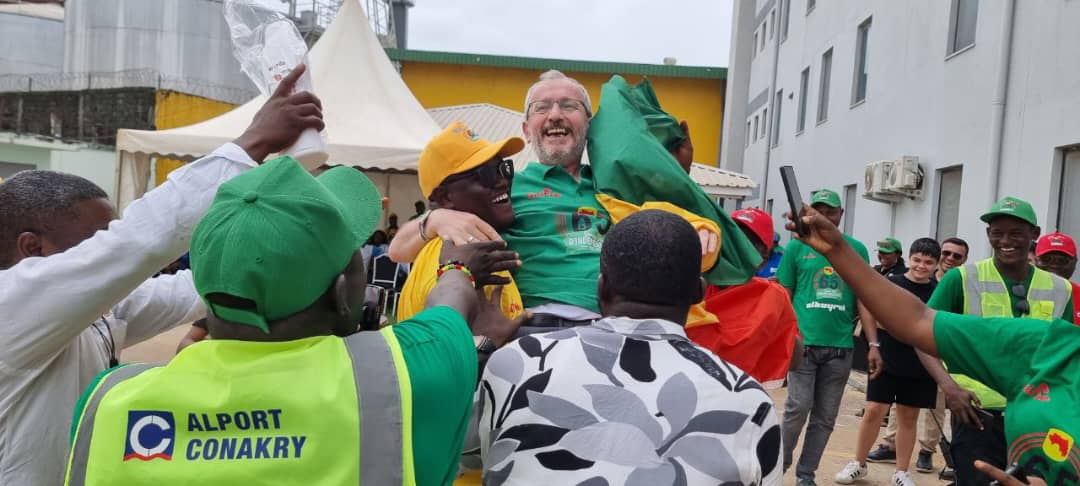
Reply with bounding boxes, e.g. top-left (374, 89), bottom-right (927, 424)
top-left (835, 238), bottom-right (941, 486)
